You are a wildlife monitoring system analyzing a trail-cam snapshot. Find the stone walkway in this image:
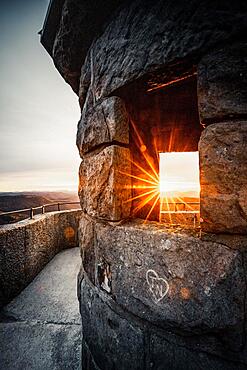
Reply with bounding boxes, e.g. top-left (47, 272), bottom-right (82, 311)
top-left (0, 247), bottom-right (82, 370)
